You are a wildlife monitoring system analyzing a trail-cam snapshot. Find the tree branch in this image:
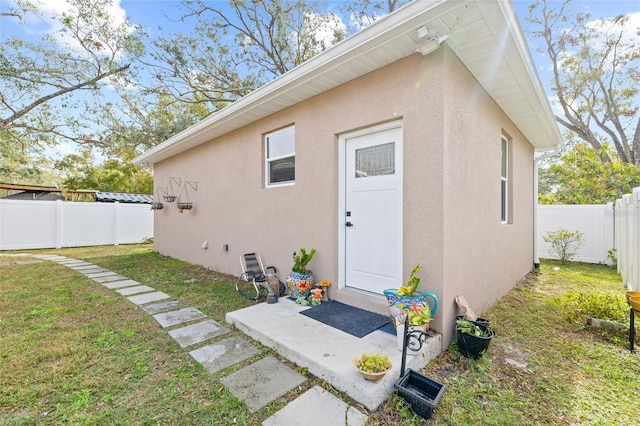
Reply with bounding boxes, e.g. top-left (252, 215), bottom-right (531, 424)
top-left (1, 63), bottom-right (130, 129)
